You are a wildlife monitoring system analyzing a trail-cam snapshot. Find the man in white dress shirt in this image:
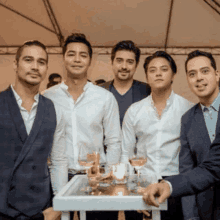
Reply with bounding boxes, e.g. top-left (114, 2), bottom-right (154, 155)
top-left (142, 50), bottom-right (220, 220)
top-left (43, 33), bottom-right (121, 220)
top-left (121, 51), bottom-right (192, 220)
